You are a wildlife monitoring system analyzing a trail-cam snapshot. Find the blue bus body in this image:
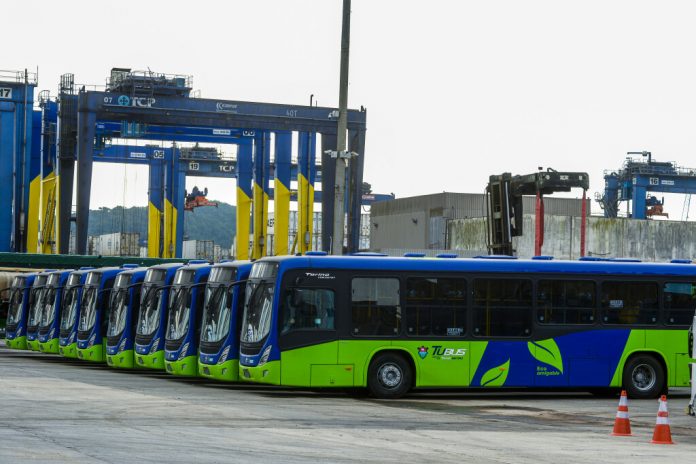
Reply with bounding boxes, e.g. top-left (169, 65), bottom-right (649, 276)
top-left (105, 267), bottom-right (148, 369)
top-left (76, 266), bottom-right (136, 362)
top-left (134, 263), bottom-right (185, 370)
top-left (5, 273), bottom-right (38, 350)
top-left (26, 270), bottom-right (56, 351)
top-left (37, 269), bottom-right (75, 354)
top-left (198, 261), bottom-right (252, 381)
top-left (58, 268), bottom-right (96, 358)
top-left (164, 262), bottom-right (212, 376)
